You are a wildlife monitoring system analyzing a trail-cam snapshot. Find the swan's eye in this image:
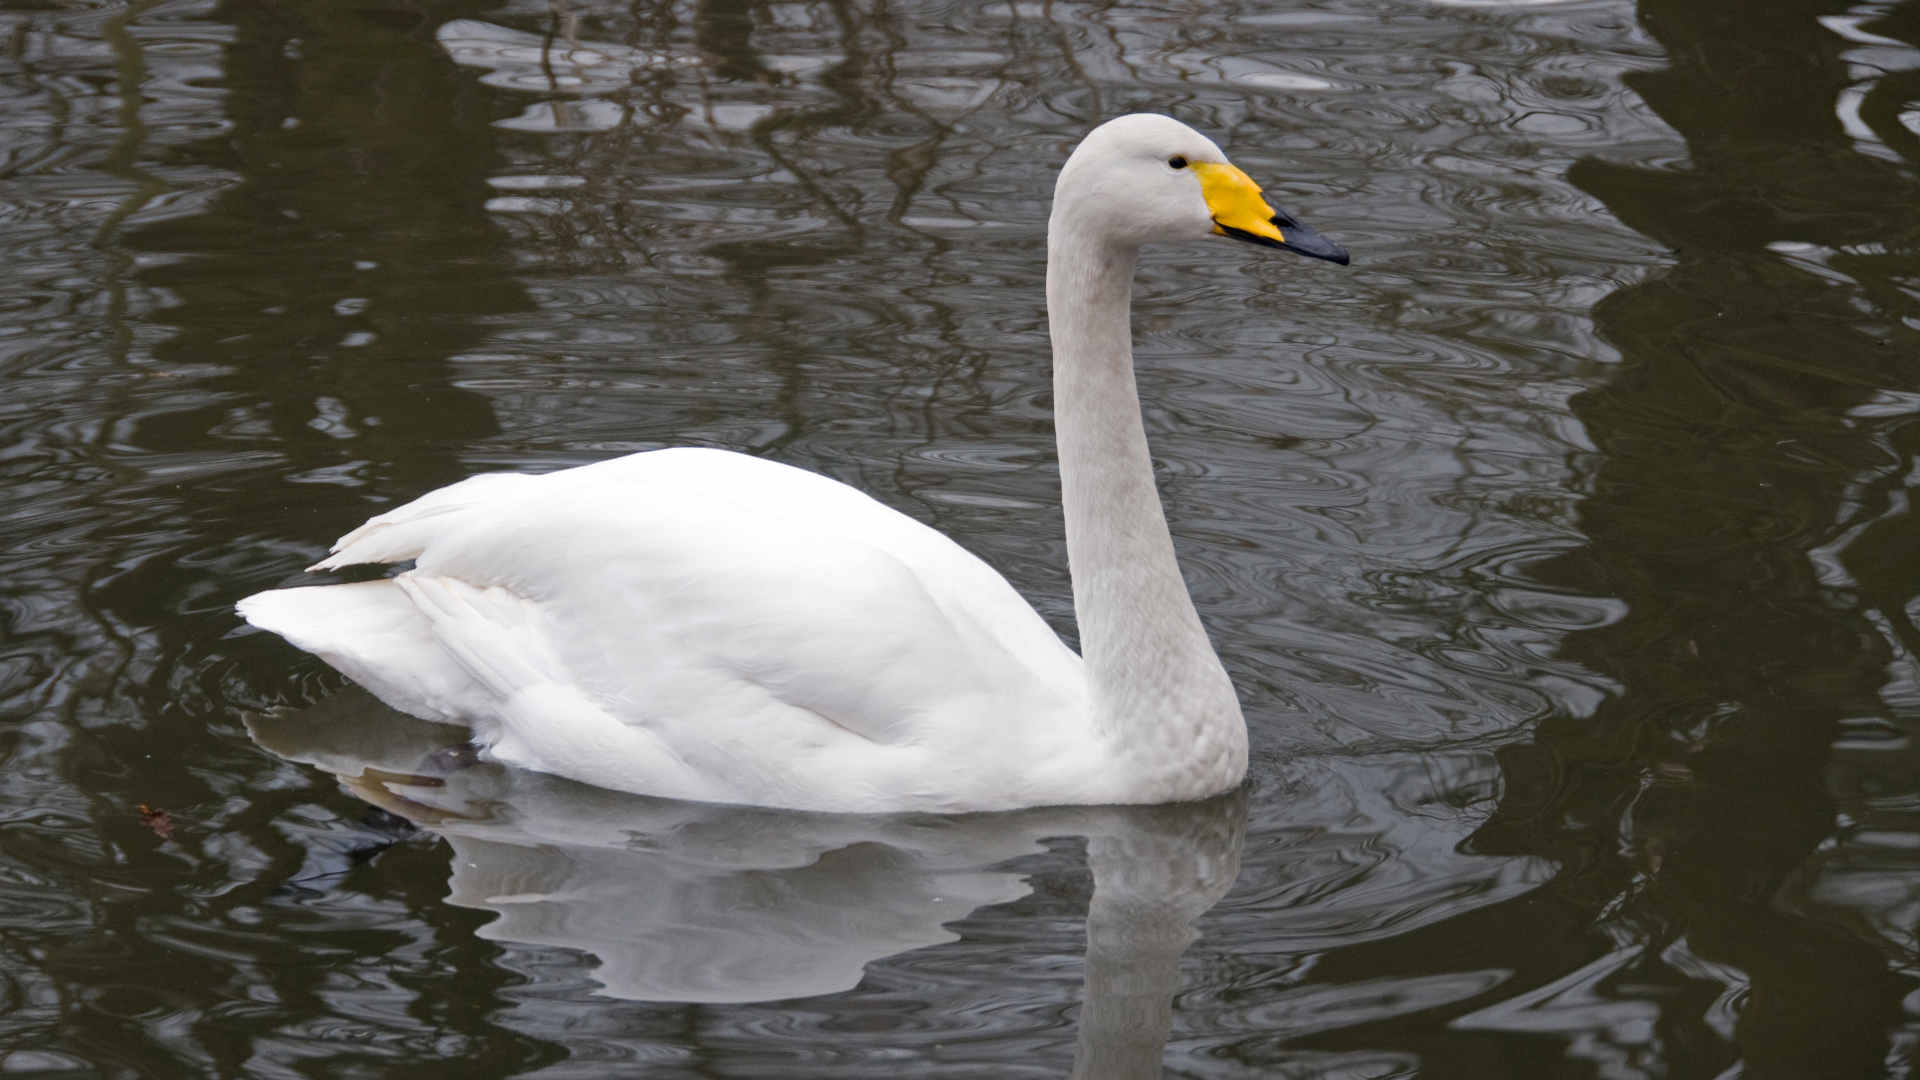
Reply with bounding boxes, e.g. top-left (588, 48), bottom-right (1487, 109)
top-left (1168, 155), bottom-right (1189, 169)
